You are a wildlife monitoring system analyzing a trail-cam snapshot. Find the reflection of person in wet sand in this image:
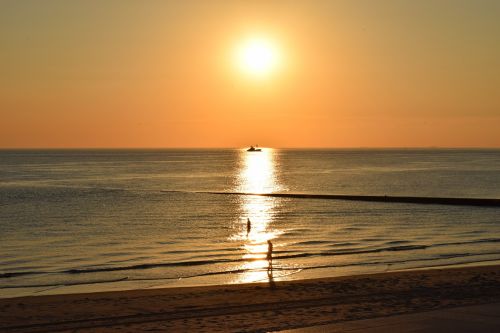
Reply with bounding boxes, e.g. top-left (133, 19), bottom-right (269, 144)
top-left (246, 218), bottom-right (251, 236)
top-left (266, 240), bottom-right (276, 288)
top-left (267, 261), bottom-right (276, 289)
